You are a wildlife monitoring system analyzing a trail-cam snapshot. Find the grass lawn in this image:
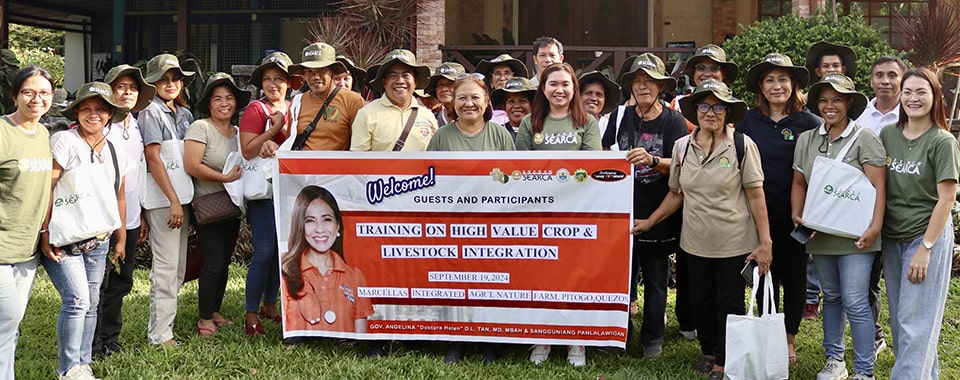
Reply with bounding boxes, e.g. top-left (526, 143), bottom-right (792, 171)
top-left (15, 264), bottom-right (960, 379)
